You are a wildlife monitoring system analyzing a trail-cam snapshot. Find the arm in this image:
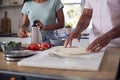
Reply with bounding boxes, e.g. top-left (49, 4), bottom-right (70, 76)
top-left (41, 8), bottom-right (65, 31)
top-left (74, 8), bottom-right (92, 33)
top-left (105, 23), bottom-right (120, 39)
top-left (64, 8), bottom-right (93, 47)
top-left (17, 14), bottom-right (30, 38)
top-left (87, 23), bottom-right (120, 52)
